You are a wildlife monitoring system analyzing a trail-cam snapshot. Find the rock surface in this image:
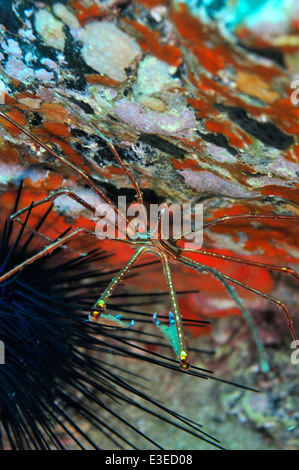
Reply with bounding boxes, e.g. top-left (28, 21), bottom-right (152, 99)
top-left (0, 0), bottom-right (298, 450)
